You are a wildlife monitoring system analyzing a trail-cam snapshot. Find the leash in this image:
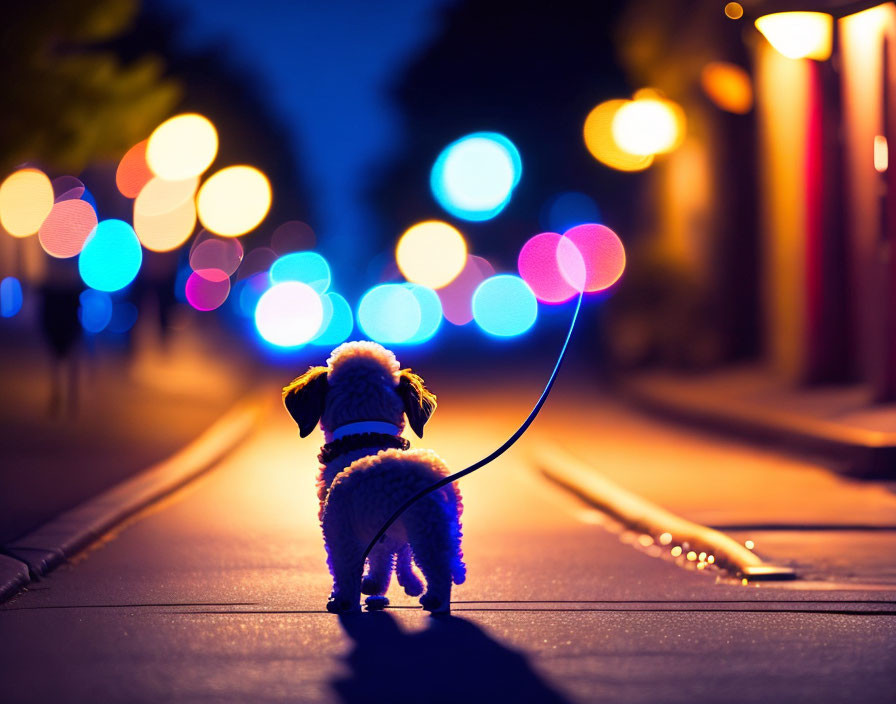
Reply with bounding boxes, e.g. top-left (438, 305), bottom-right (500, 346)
top-left (359, 289), bottom-right (584, 569)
